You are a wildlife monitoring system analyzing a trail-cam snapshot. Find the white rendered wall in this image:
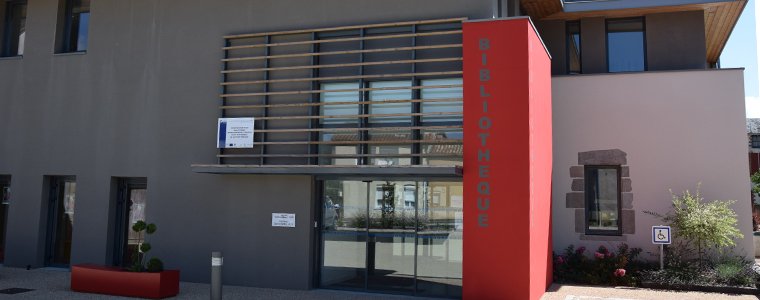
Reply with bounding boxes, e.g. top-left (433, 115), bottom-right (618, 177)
top-left (551, 69), bottom-right (753, 259)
